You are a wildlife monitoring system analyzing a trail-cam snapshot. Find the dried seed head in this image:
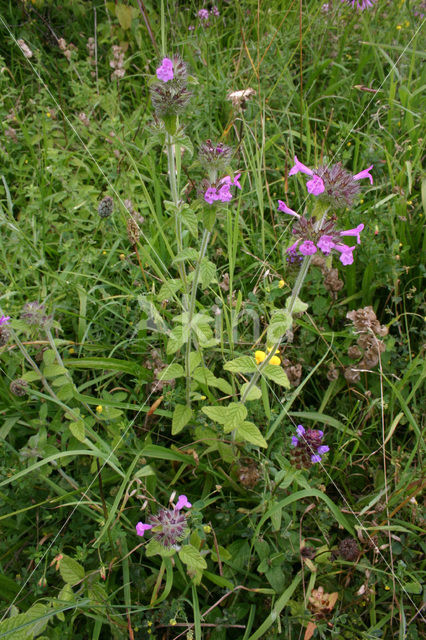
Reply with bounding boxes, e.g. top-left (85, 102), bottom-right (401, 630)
top-left (0, 326), bottom-right (10, 346)
top-left (348, 345), bottom-right (362, 359)
top-left (227, 88), bottom-right (256, 111)
top-left (127, 219), bottom-right (140, 245)
top-left (237, 458), bottom-right (261, 488)
top-left (323, 268), bottom-right (344, 295)
top-left (344, 366), bottom-right (360, 383)
top-left (282, 359), bottom-right (302, 387)
top-left (315, 162), bottom-right (361, 208)
top-left (98, 196), bottom-right (114, 218)
top-left (10, 378), bottom-right (29, 396)
top-left (347, 306), bottom-right (388, 336)
top-left (338, 538), bottom-right (359, 562)
top-left (327, 363), bottom-right (339, 381)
